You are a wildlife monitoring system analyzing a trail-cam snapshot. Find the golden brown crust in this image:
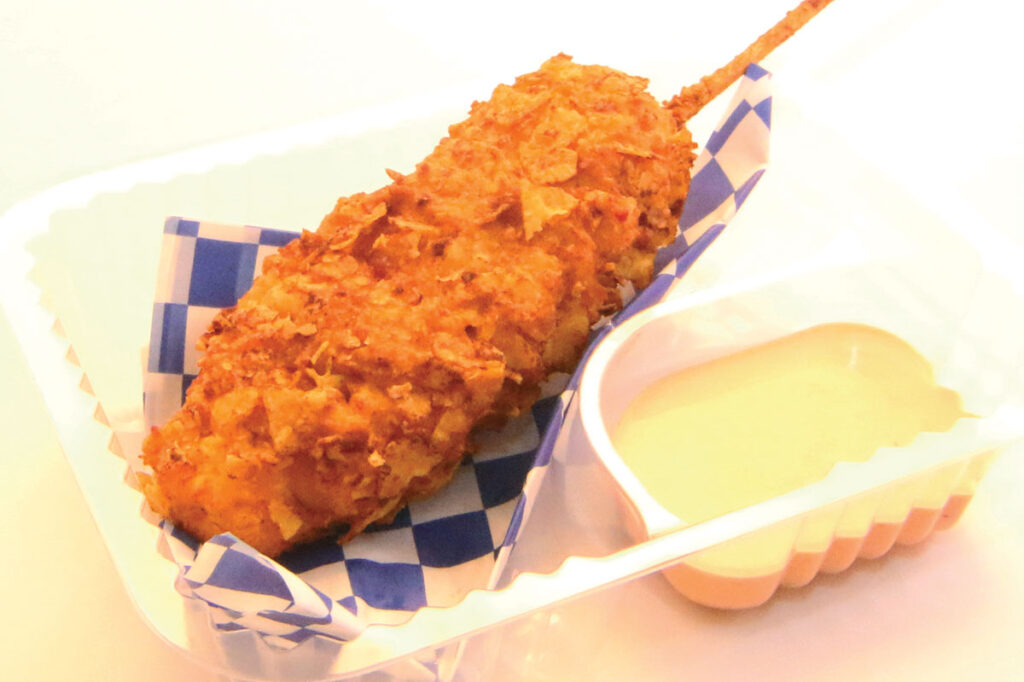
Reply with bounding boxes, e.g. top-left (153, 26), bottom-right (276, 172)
top-left (141, 0), bottom-right (836, 557)
top-left (141, 55), bottom-right (695, 556)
